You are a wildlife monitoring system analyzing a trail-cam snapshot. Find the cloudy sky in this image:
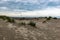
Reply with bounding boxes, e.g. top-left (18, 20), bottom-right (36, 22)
top-left (0, 0), bottom-right (60, 17)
